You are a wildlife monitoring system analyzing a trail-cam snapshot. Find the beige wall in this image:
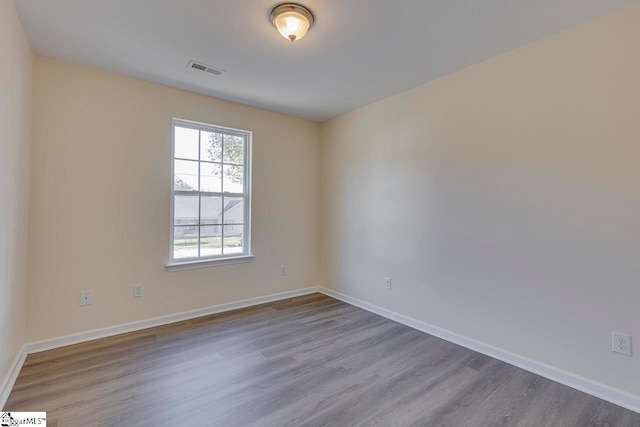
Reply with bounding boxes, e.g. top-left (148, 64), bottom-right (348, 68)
top-left (0, 1), bottom-right (32, 382)
top-left (12, 0), bottom-right (640, 402)
top-left (27, 57), bottom-right (320, 341)
top-left (320, 3), bottom-right (640, 395)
